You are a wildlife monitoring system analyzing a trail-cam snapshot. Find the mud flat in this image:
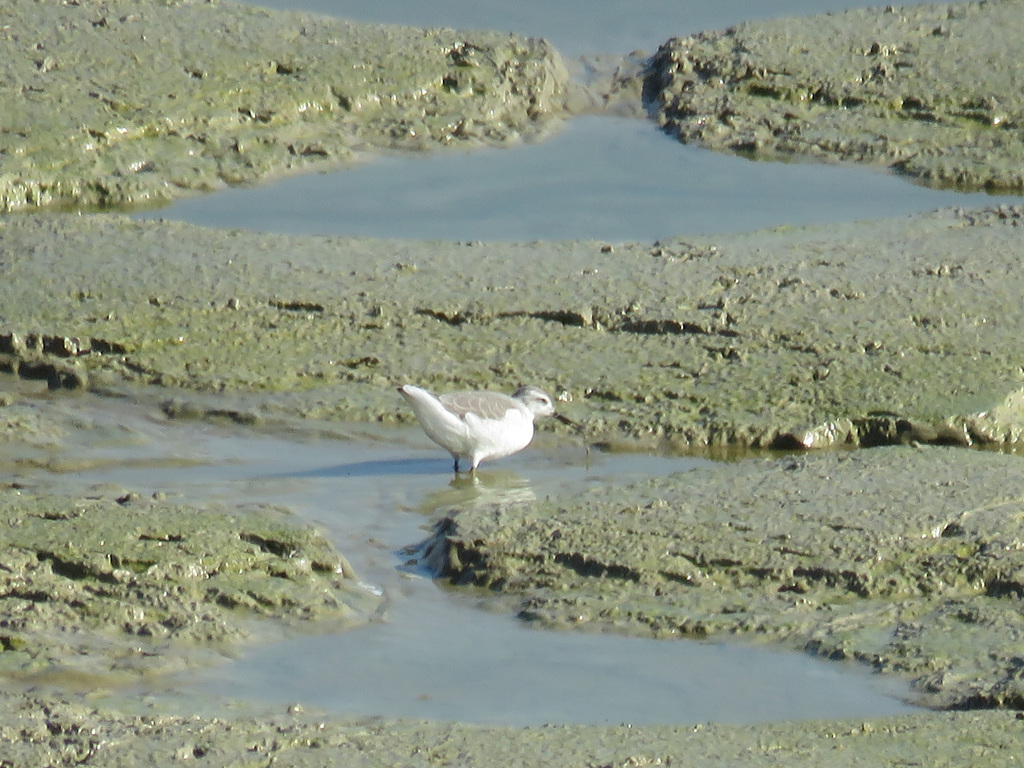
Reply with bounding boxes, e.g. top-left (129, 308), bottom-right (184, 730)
top-left (0, 483), bottom-right (376, 679)
top-left (3, 205), bottom-right (1024, 450)
top-left (4, 202), bottom-right (1024, 762)
top-left (6, 0), bottom-right (1024, 213)
top-left (4, 0), bottom-right (1024, 765)
top-left (1, 694), bottom-right (1021, 767)
top-left (647, 0), bottom-right (1024, 191)
top-left (0, 0), bottom-right (571, 212)
top-left (0, 385), bottom-right (381, 682)
top-left (430, 445), bottom-right (1024, 711)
